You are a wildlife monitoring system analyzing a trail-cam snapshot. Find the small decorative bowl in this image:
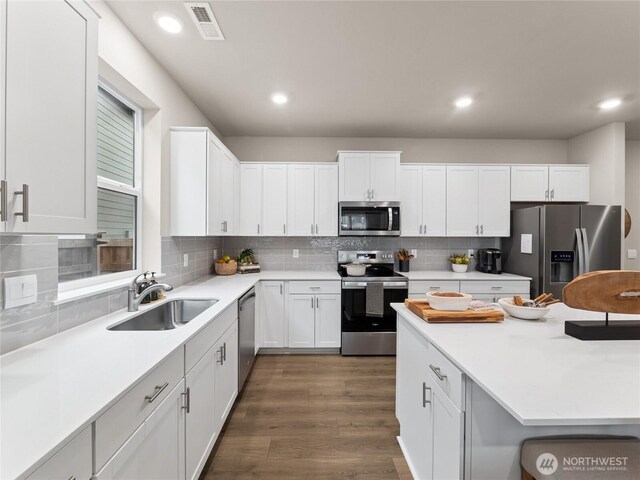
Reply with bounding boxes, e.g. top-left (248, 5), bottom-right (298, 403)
top-left (426, 291), bottom-right (473, 311)
top-left (215, 261), bottom-right (237, 276)
top-left (498, 297), bottom-right (550, 320)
